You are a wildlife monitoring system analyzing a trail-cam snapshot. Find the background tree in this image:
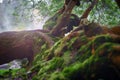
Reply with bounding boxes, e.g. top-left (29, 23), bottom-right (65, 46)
top-left (0, 0), bottom-right (119, 32)
top-left (38, 0), bottom-right (120, 26)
